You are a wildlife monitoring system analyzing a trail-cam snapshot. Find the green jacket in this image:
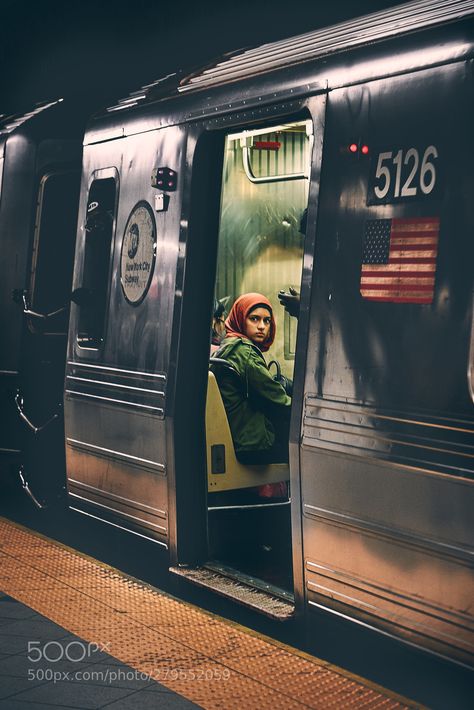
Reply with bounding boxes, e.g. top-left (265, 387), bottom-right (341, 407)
top-left (211, 336), bottom-right (291, 453)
